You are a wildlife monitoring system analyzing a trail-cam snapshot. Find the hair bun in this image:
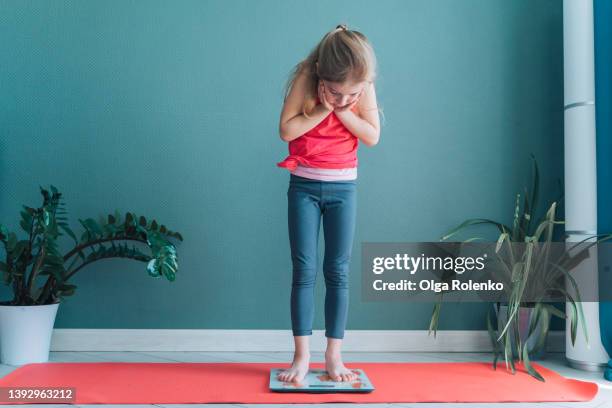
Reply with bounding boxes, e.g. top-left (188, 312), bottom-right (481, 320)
top-left (336, 24), bottom-right (348, 31)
